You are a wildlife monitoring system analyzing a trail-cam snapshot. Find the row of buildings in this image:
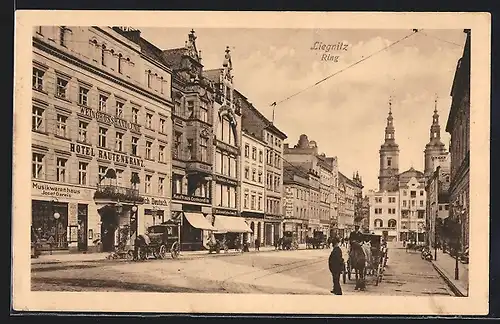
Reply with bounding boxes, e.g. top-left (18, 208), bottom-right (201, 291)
top-left (31, 26), bottom-right (364, 254)
top-left (367, 29), bottom-right (470, 251)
